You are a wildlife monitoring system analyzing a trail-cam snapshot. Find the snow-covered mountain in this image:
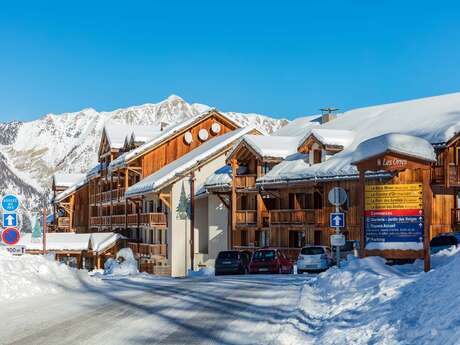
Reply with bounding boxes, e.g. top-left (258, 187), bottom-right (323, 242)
top-left (0, 95), bottom-right (288, 231)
